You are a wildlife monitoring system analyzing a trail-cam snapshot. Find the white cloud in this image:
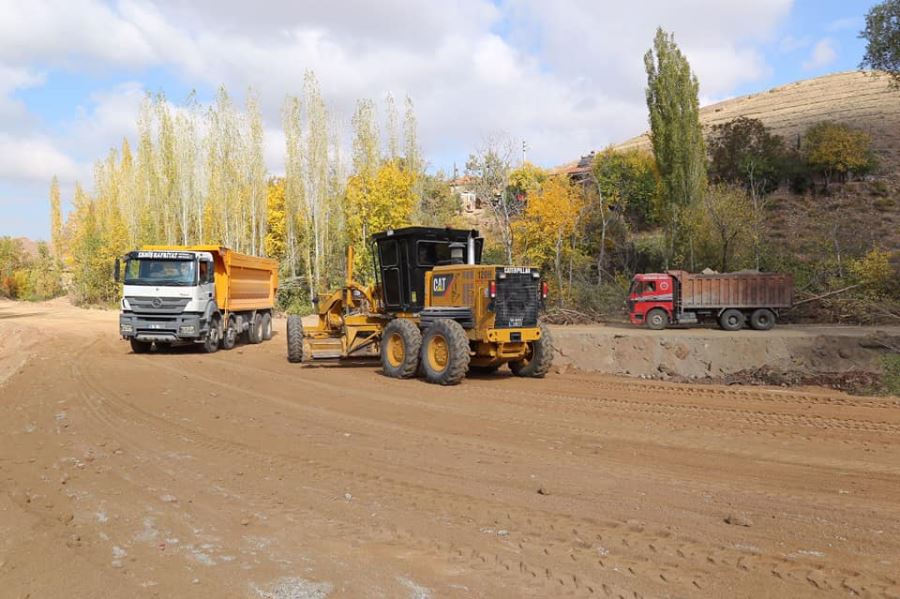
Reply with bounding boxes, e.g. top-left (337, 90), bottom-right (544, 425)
top-left (0, 132), bottom-right (79, 183)
top-left (0, 0), bottom-right (157, 67)
top-left (803, 38), bottom-right (838, 70)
